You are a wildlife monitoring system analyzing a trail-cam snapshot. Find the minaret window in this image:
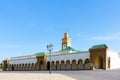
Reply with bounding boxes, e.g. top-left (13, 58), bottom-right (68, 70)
top-left (63, 44), bottom-right (66, 49)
